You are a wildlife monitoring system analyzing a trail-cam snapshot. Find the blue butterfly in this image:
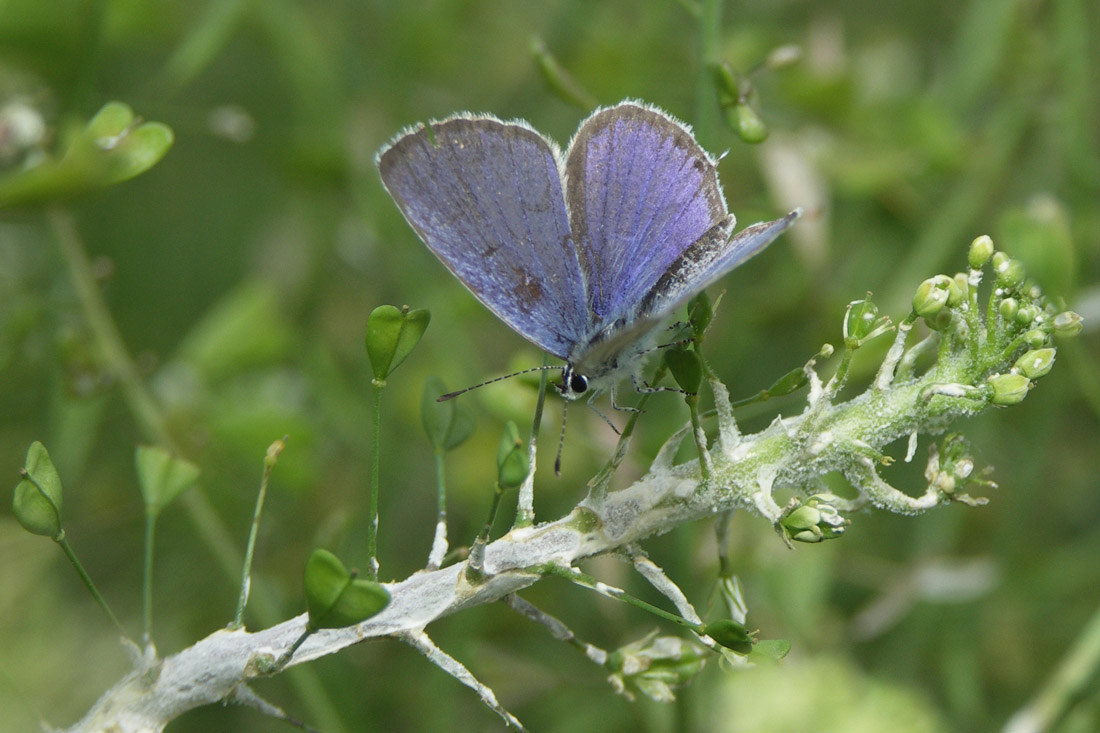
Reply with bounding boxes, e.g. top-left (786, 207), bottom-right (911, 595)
top-left (376, 100), bottom-right (798, 405)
